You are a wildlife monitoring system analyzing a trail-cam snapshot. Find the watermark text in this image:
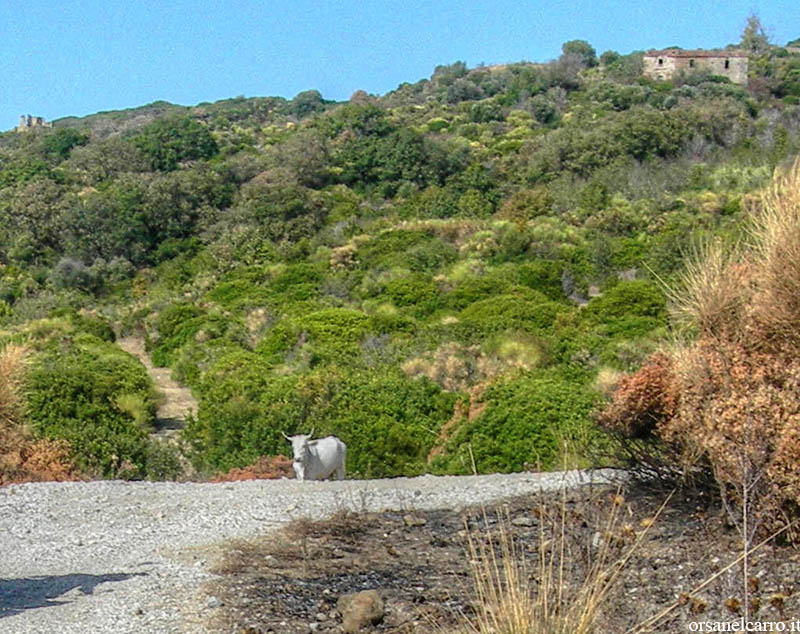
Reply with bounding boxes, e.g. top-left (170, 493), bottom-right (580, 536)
top-left (689, 620), bottom-right (800, 632)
